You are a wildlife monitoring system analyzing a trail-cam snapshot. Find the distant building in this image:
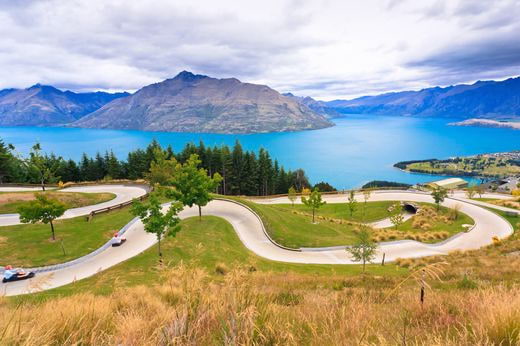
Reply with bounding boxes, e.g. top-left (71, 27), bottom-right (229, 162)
top-left (480, 176), bottom-right (520, 192)
top-left (427, 178), bottom-right (468, 190)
